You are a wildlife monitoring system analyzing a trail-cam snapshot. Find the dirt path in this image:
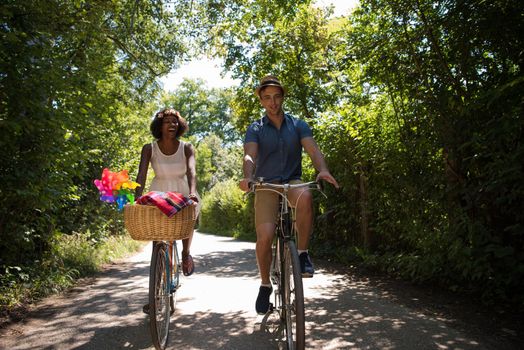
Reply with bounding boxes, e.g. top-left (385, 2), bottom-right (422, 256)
top-left (0, 231), bottom-right (521, 349)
